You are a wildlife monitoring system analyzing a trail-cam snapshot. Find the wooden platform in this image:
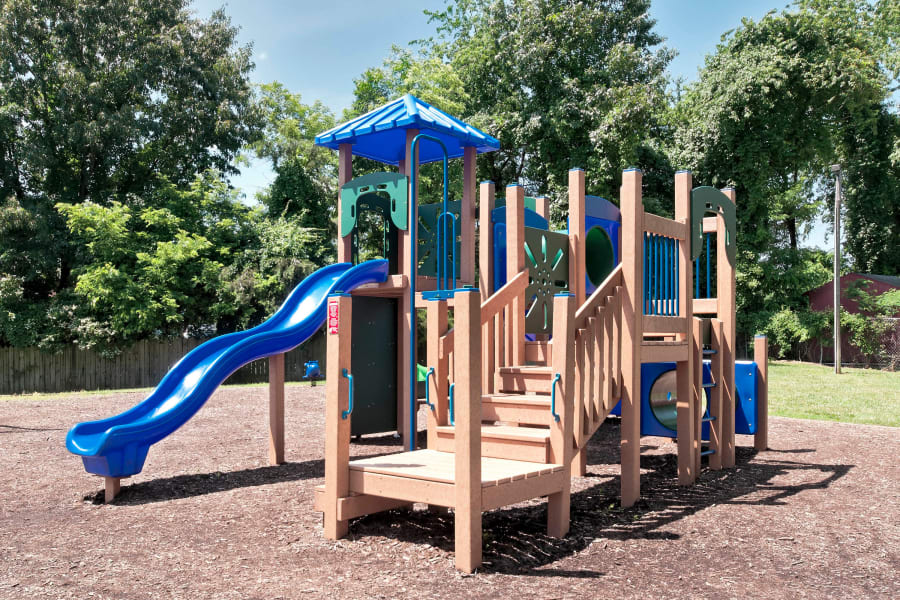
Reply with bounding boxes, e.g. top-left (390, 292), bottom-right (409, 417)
top-left (347, 449), bottom-right (566, 511)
